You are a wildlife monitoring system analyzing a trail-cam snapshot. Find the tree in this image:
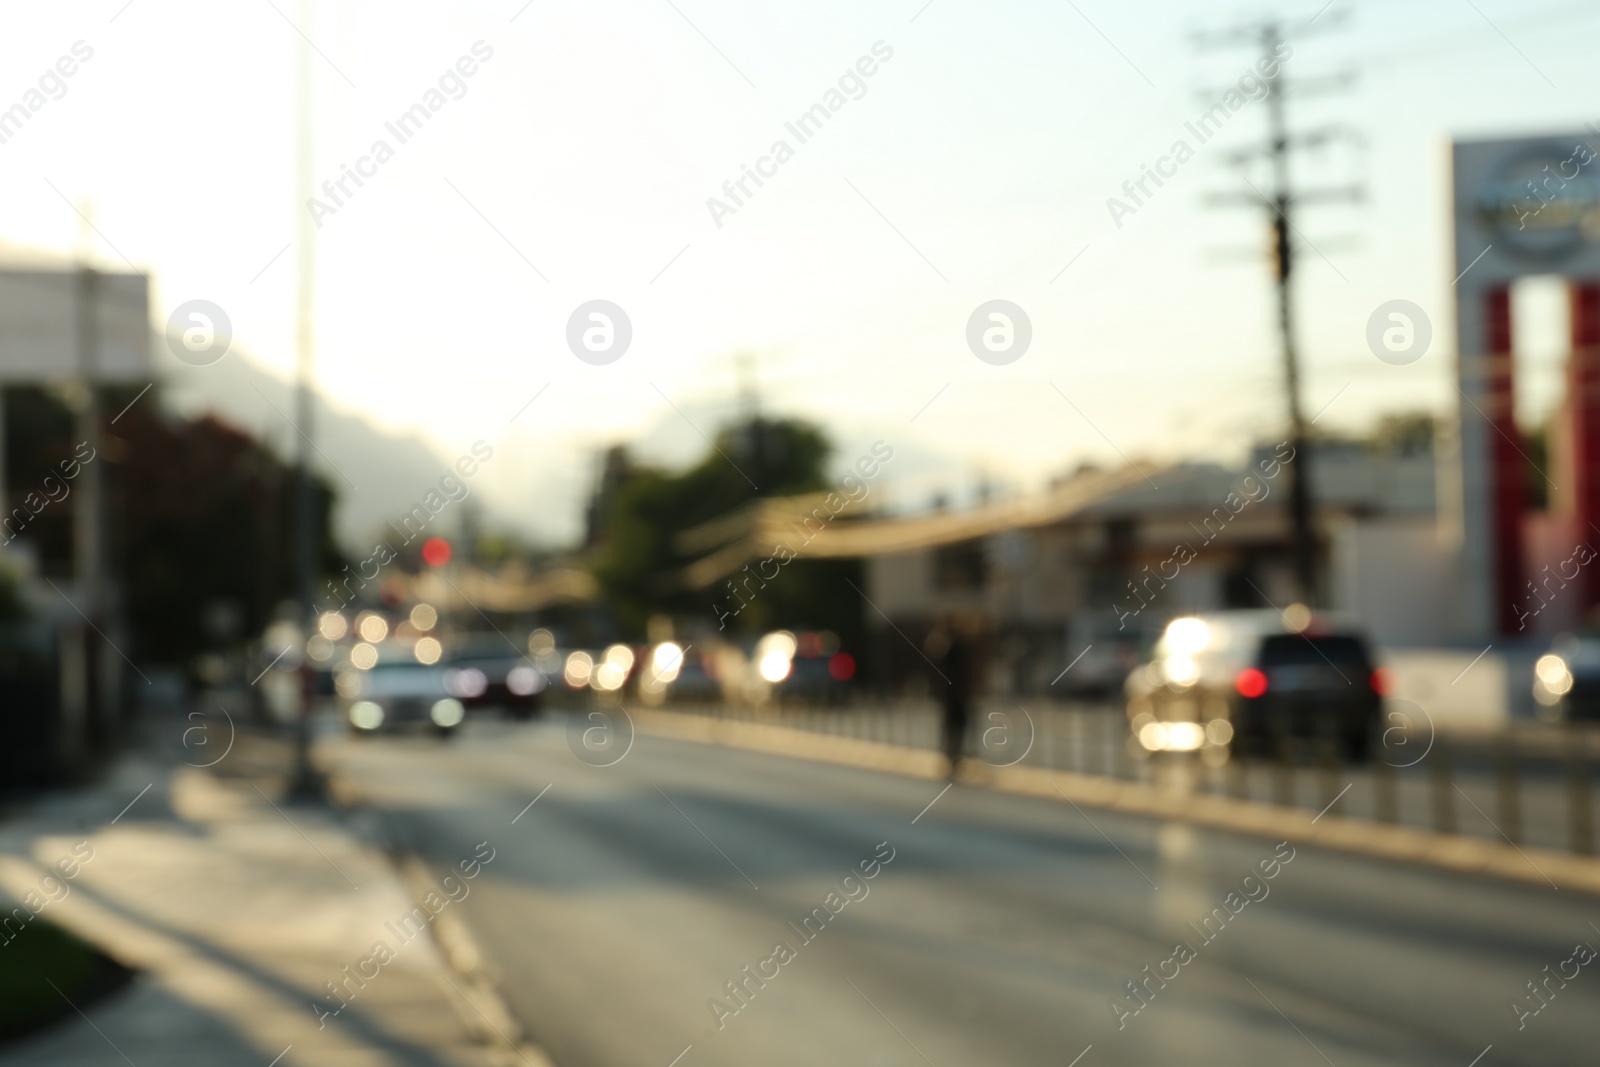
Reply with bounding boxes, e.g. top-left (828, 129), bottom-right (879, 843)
top-left (589, 417), bottom-right (862, 644)
top-left (113, 403), bottom-right (344, 665)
